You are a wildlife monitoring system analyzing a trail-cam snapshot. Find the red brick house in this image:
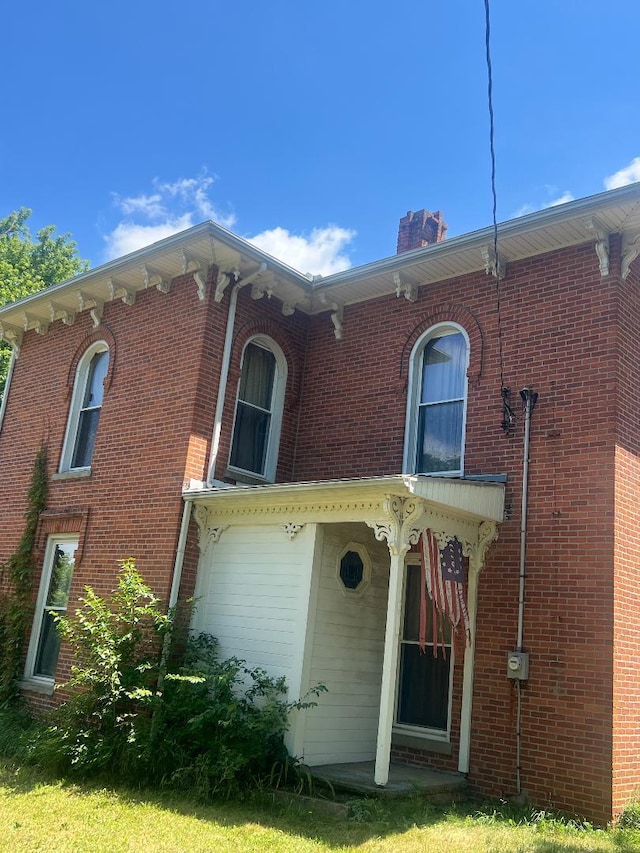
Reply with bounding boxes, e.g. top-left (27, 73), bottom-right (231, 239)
top-left (2, 184), bottom-right (640, 823)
